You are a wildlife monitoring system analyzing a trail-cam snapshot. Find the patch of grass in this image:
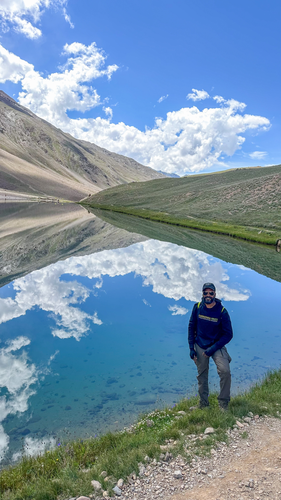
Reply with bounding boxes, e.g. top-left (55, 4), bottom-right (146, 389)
top-left (81, 203), bottom-right (278, 244)
top-left (2, 369), bottom-right (281, 500)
